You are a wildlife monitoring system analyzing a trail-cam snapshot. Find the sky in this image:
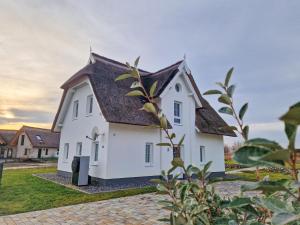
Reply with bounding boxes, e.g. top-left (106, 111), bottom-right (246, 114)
top-left (0, 0), bottom-right (299, 147)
